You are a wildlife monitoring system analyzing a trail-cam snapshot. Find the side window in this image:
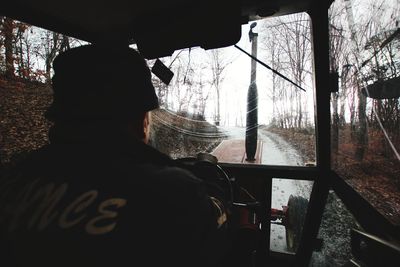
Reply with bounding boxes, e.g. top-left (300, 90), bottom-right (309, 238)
top-left (329, 0), bottom-right (400, 227)
top-left (0, 17), bottom-right (84, 166)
